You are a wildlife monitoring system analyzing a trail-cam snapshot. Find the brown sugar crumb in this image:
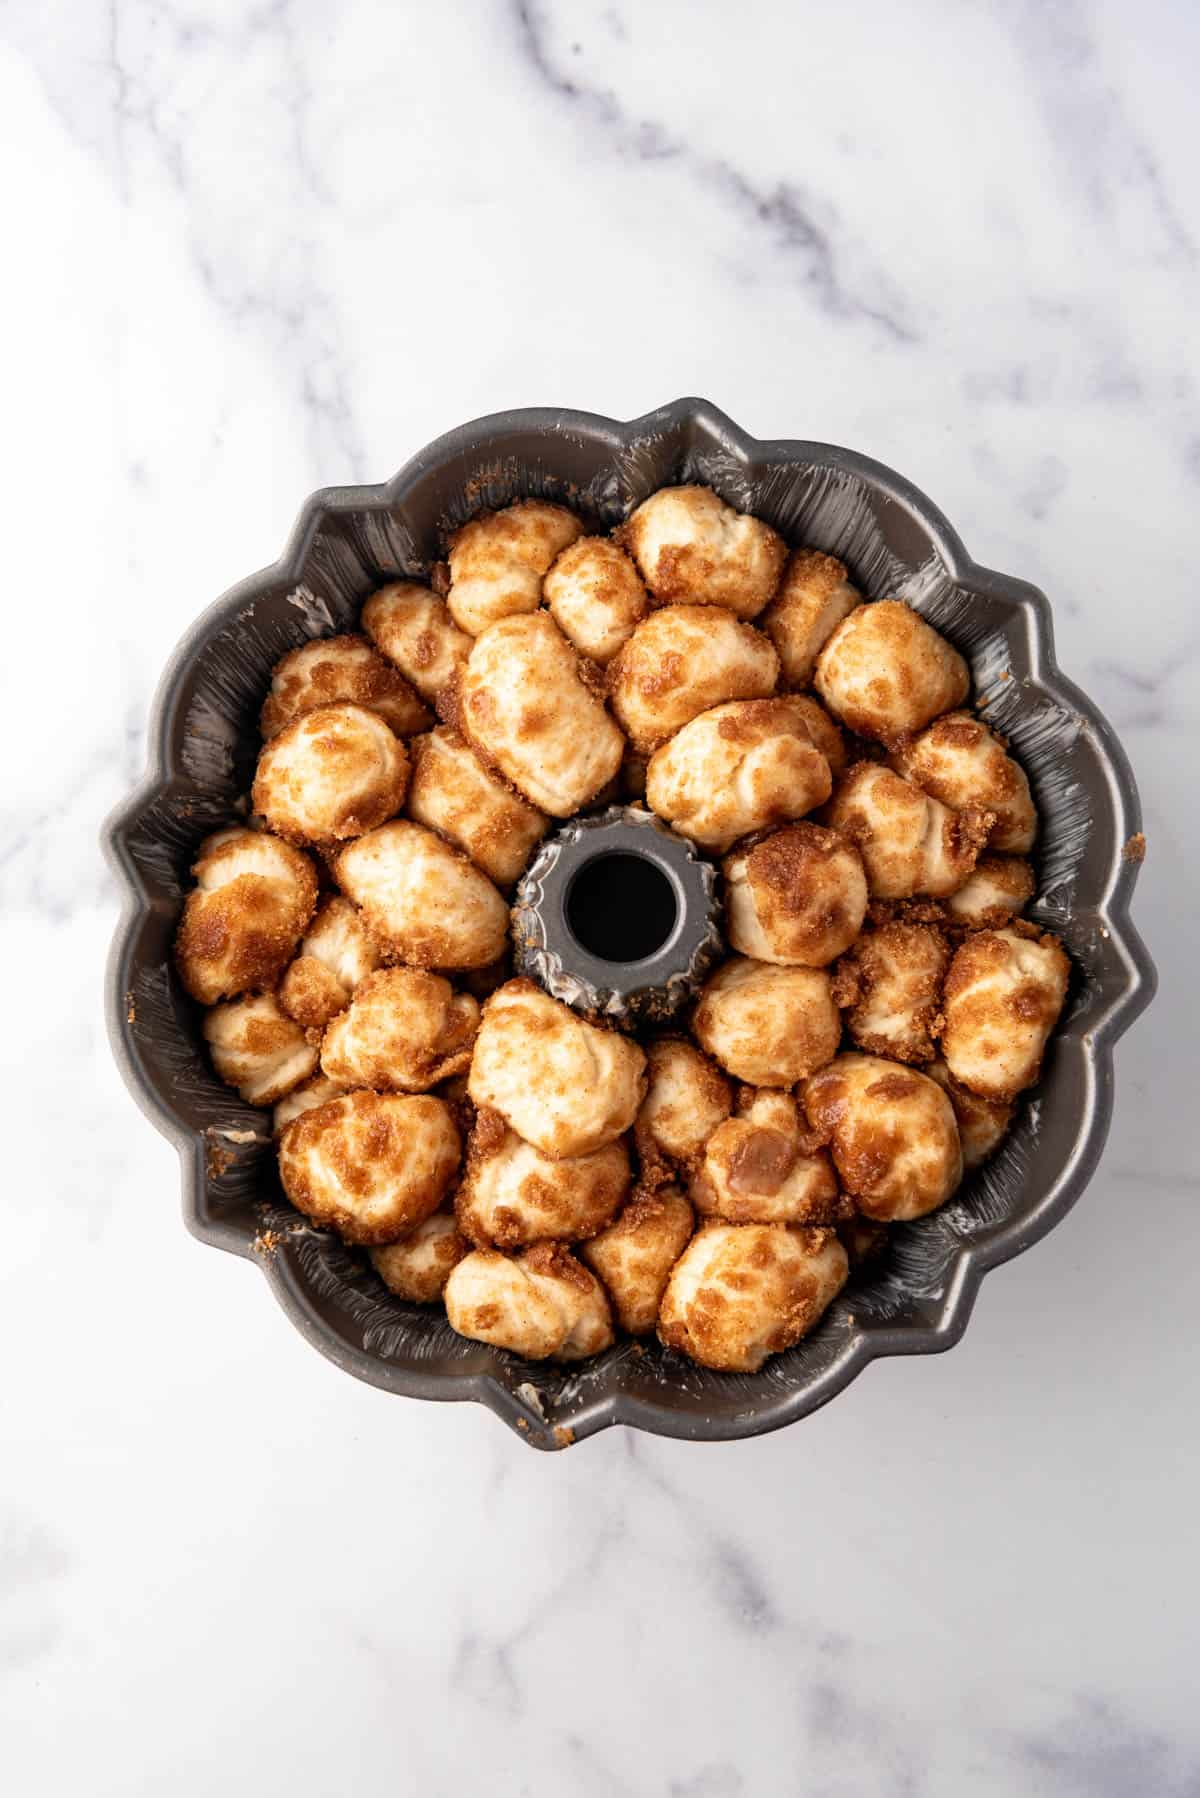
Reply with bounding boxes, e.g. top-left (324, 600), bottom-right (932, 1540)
top-left (252, 1229), bottom-right (285, 1256)
top-left (553, 1425), bottom-right (576, 1448)
top-left (1122, 832), bottom-right (1146, 864)
top-left (125, 993), bottom-right (137, 1024)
